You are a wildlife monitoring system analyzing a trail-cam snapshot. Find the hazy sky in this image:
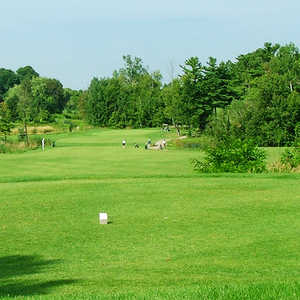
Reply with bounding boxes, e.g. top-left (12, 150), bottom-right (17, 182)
top-left (1, 0), bottom-right (299, 89)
